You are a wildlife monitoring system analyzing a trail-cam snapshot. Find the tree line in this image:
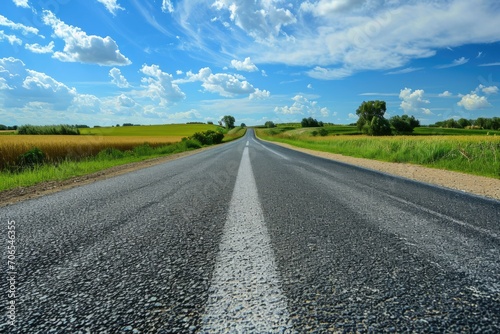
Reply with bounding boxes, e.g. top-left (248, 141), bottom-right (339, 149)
top-left (431, 117), bottom-right (500, 130)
